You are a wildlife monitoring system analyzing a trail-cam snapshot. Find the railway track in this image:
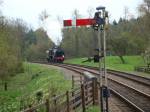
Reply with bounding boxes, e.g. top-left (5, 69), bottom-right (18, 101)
top-left (109, 79), bottom-right (150, 112)
top-left (59, 64), bottom-right (150, 95)
top-left (34, 62), bottom-right (150, 112)
top-left (64, 63), bottom-right (150, 86)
